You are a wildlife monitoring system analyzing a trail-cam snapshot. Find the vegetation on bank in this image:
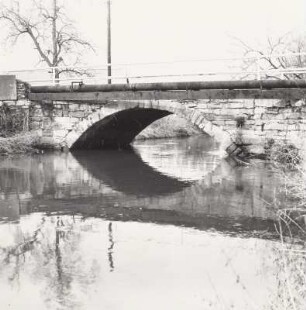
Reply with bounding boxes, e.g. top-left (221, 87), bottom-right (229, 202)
top-left (135, 114), bottom-right (201, 140)
top-left (266, 141), bottom-right (306, 310)
top-left (0, 103), bottom-right (29, 137)
top-left (0, 132), bottom-right (40, 154)
top-left (0, 105), bottom-right (40, 154)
